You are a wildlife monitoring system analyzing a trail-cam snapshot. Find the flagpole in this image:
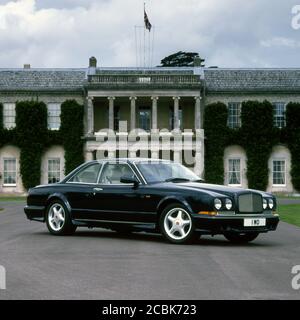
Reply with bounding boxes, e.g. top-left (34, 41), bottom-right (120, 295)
top-left (143, 2), bottom-right (146, 68)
